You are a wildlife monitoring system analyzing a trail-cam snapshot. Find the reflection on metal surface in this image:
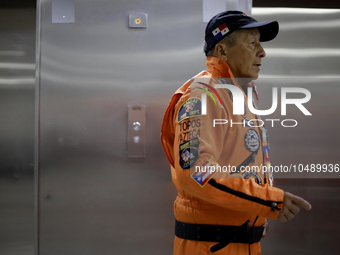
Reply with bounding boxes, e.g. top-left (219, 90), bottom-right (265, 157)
top-left (237, 0), bottom-right (253, 15)
top-left (253, 7), bottom-right (340, 15)
top-left (37, 1), bottom-right (203, 253)
top-left (0, 62), bottom-right (35, 70)
top-left (279, 20), bottom-right (340, 30)
top-left (253, 8), bottom-right (340, 31)
top-left (133, 121), bottom-right (141, 131)
top-left (253, 8), bottom-right (340, 78)
top-left (259, 75), bottom-right (340, 80)
top-left (265, 48), bottom-right (340, 57)
top-left (0, 77), bottom-right (35, 85)
top-left (202, 0), bottom-right (253, 19)
top-left (133, 136), bottom-right (140, 143)
top-left (0, 8), bottom-right (35, 255)
top-left (0, 50), bottom-right (26, 56)
top-left (203, 0), bottom-right (227, 22)
top-left (36, 44), bottom-right (204, 86)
